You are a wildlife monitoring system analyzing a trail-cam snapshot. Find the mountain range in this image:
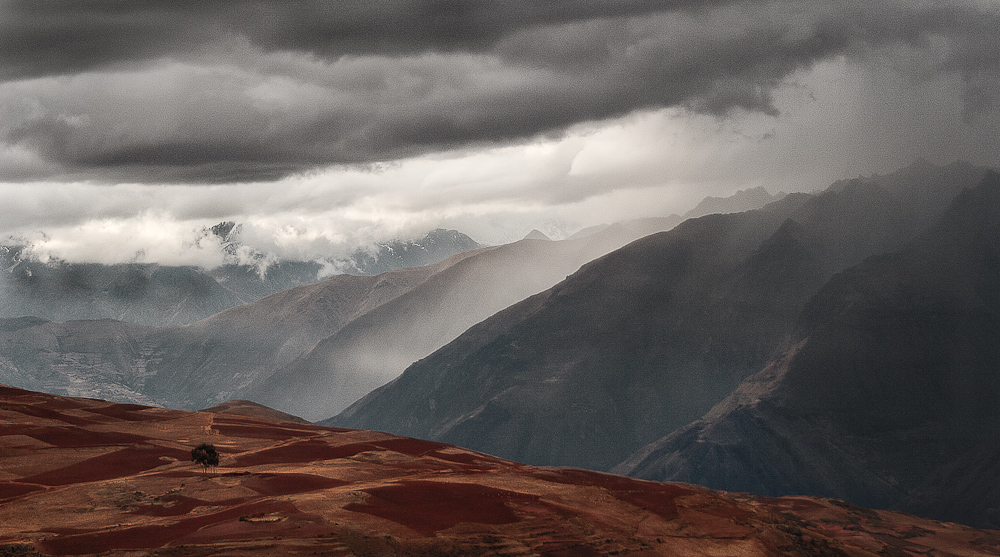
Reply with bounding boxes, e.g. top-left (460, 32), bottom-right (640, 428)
top-left (0, 249), bottom-right (478, 408)
top-left (328, 160), bottom-right (1000, 528)
top-left (4, 160), bottom-right (997, 530)
top-left (328, 161), bottom-right (986, 466)
top-left (616, 170), bottom-right (1000, 528)
top-left (0, 203), bottom-right (694, 415)
top-left (0, 228), bottom-right (482, 326)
